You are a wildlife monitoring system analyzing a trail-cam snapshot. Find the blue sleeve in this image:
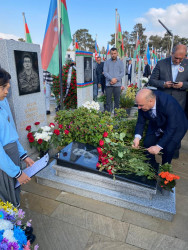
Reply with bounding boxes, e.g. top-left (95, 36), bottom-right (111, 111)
top-left (0, 141), bottom-right (20, 177)
top-left (16, 140), bottom-right (27, 158)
